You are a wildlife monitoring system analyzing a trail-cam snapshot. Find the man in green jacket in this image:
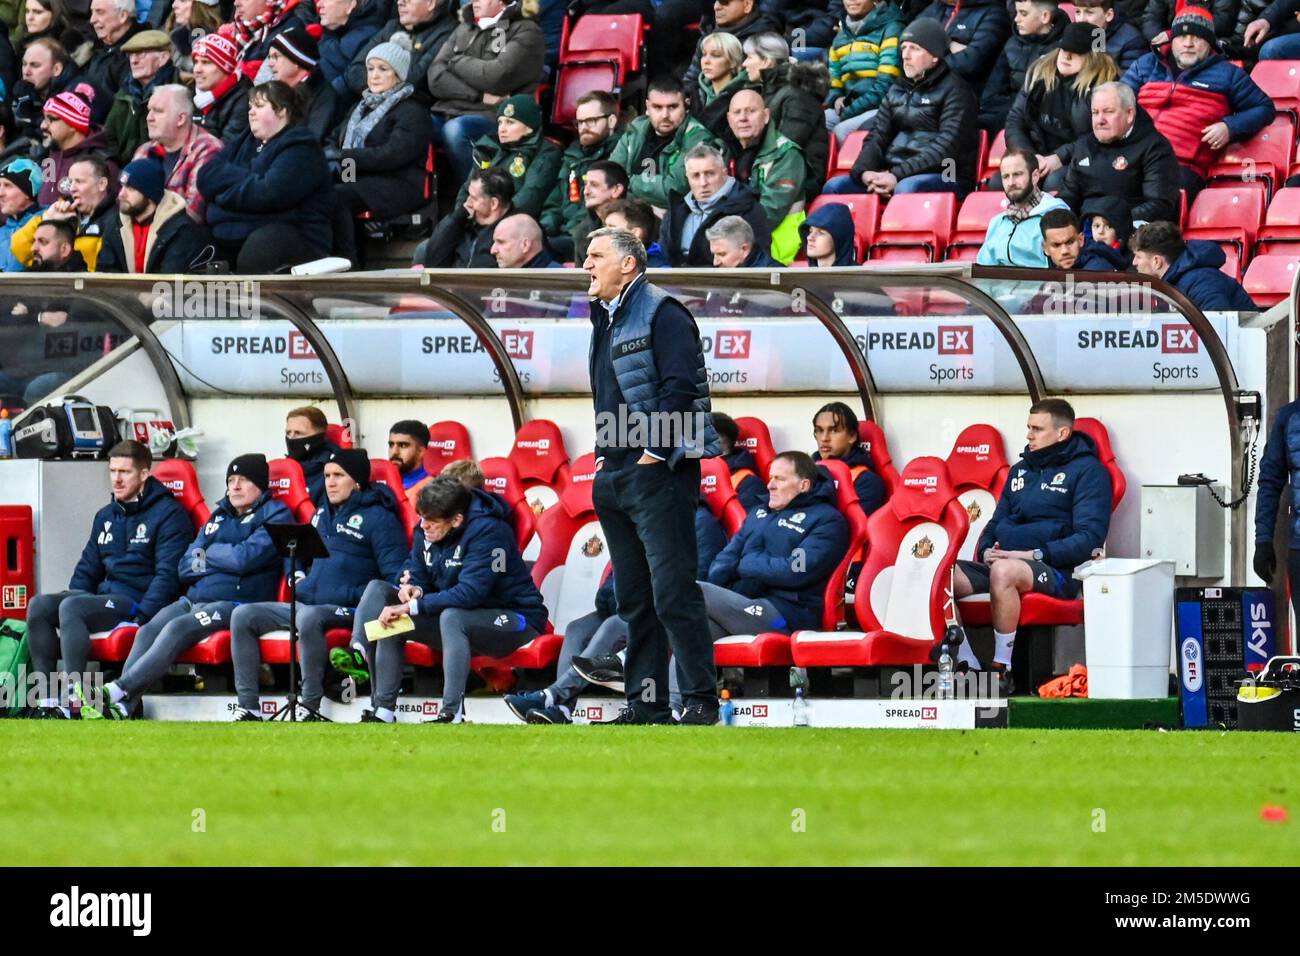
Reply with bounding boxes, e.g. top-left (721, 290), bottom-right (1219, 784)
top-left (541, 89), bottom-right (618, 261)
top-left (104, 30), bottom-right (176, 165)
top-left (456, 94), bottom-right (562, 219)
top-left (824, 0), bottom-right (906, 144)
top-left (609, 75), bottom-right (717, 214)
top-left (724, 89), bottom-right (805, 231)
